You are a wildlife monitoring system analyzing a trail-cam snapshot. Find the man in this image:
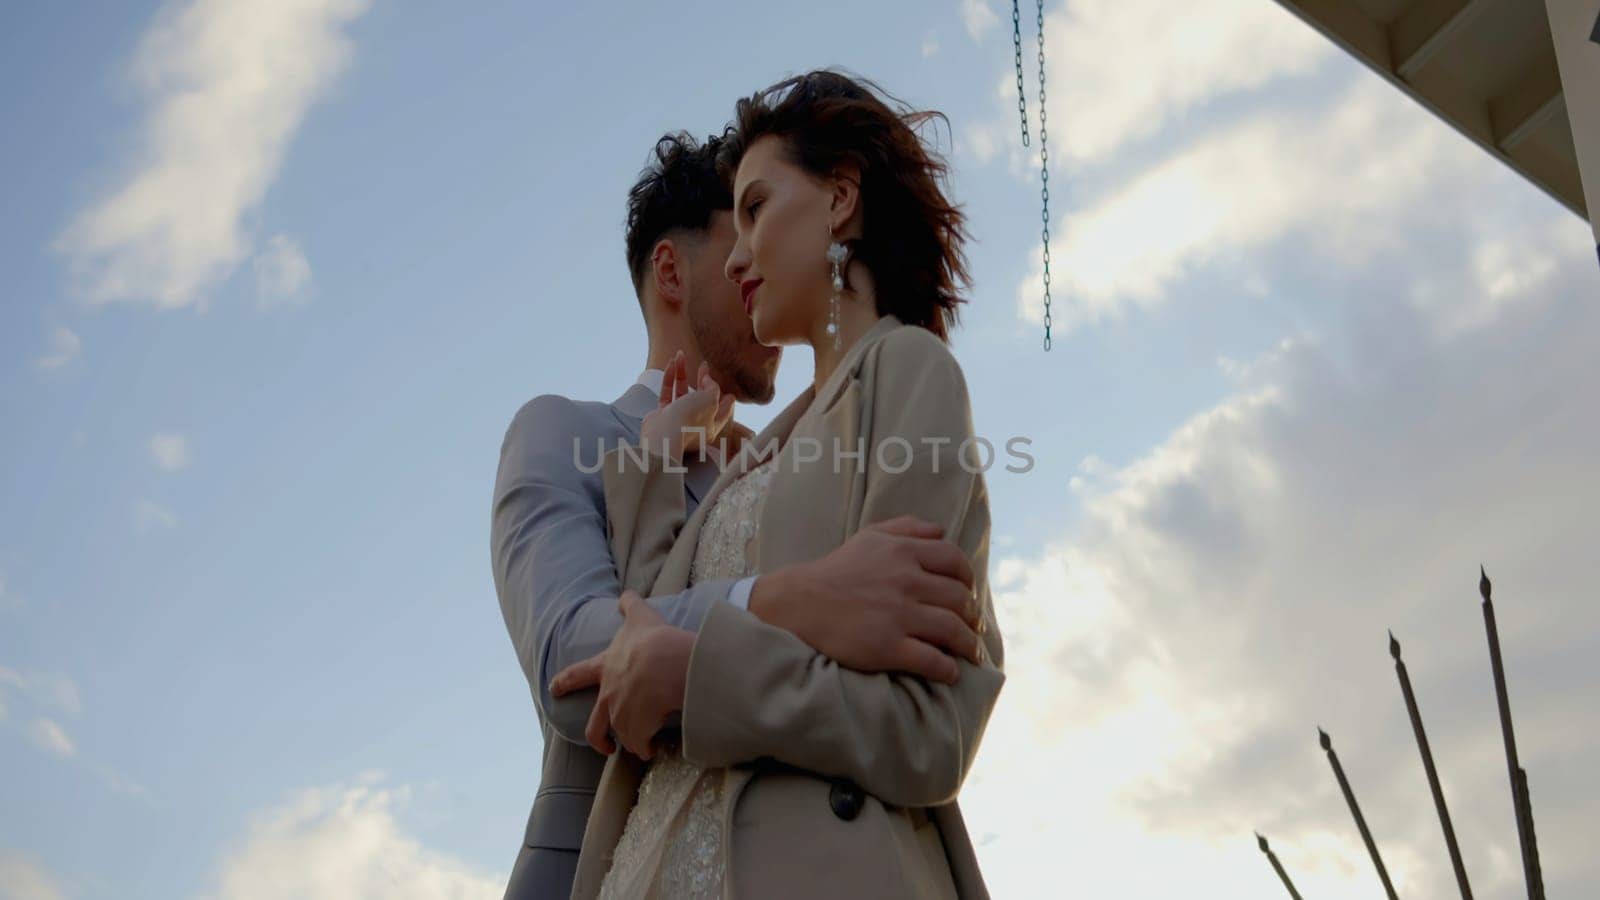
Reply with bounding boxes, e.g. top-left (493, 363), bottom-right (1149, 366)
top-left (491, 131), bottom-right (986, 899)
